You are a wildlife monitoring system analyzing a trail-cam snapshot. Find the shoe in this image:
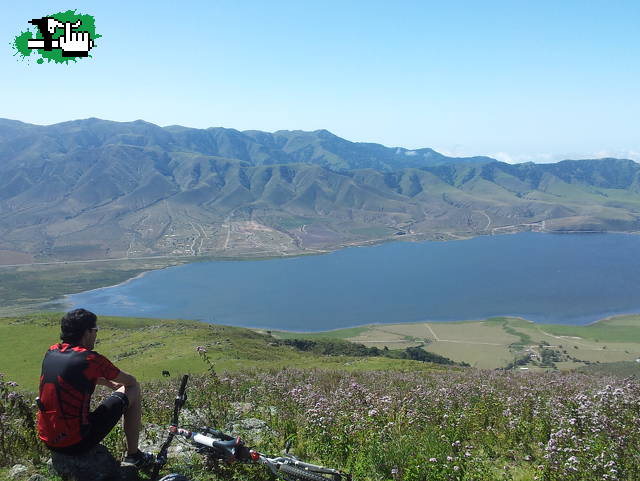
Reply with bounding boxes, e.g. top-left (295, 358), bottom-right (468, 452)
top-left (123, 450), bottom-right (155, 469)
